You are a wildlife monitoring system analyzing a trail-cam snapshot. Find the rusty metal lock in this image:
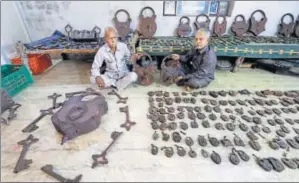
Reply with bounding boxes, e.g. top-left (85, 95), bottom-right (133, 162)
top-left (176, 16), bottom-right (192, 37)
top-left (213, 16), bottom-right (227, 37)
top-left (133, 52), bottom-right (155, 86)
top-left (294, 15), bottom-right (299, 37)
top-left (139, 6), bottom-right (157, 38)
top-left (278, 13), bottom-right (295, 38)
top-left (248, 9), bottom-right (268, 36)
top-left (92, 26), bottom-right (101, 39)
top-left (231, 14), bottom-right (249, 37)
top-left (113, 9), bottom-right (131, 39)
top-left (194, 14), bottom-right (210, 31)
